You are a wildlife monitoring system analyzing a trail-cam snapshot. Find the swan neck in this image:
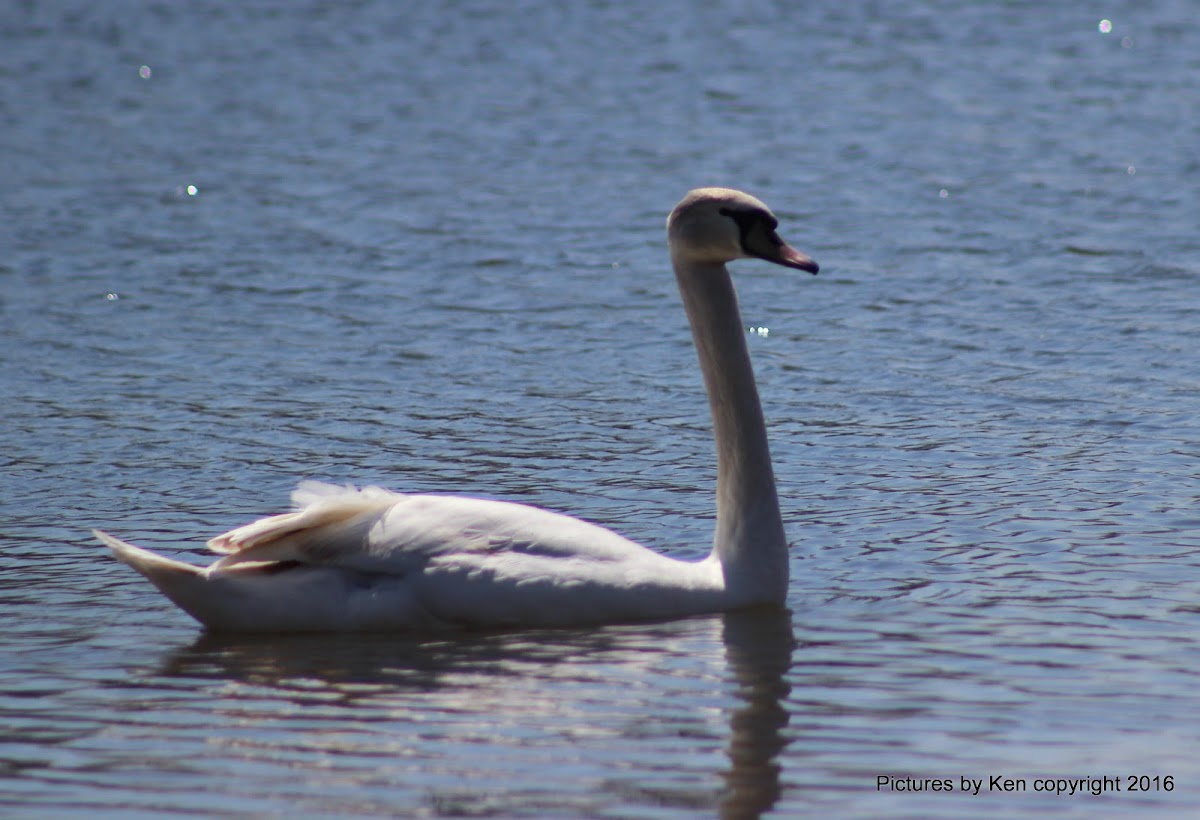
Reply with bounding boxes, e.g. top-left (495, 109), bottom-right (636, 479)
top-left (673, 256), bottom-right (787, 602)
